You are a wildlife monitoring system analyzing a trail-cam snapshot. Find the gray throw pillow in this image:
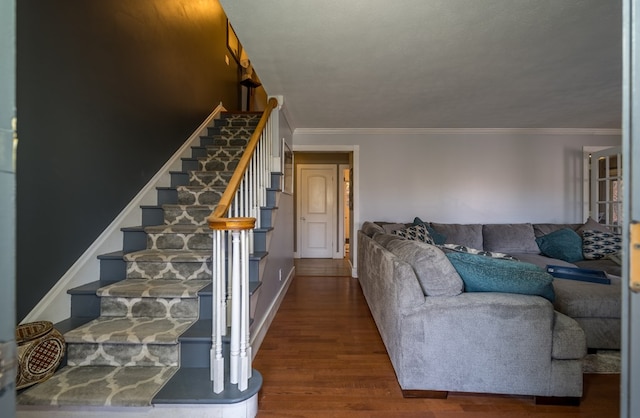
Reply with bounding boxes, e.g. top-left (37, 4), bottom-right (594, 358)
top-left (387, 240), bottom-right (463, 297)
